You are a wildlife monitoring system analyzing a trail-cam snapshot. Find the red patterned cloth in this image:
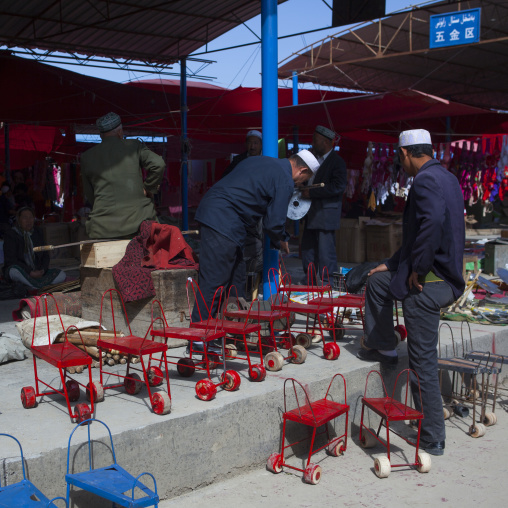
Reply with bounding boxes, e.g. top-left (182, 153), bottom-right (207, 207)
top-left (112, 221), bottom-right (198, 302)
